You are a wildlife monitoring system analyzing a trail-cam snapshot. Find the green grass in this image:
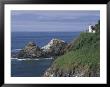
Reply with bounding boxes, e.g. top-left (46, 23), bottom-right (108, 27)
top-left (52, 32), bottom-right (100, 75)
